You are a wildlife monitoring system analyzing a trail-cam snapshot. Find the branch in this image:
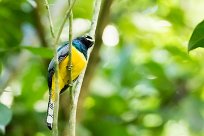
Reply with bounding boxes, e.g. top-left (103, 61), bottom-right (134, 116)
top-left (52, 25), bottom-right (60, 136)
top-left (53, 0), bottom-right (76, 48)
top-left (88, 0), bottom-right (102, 38)
top-left (78, 0), bottom-right (114, 120)
top-left (67, 5), bottom-right (73, 92)
top-left (63, 1), bottom-right (102, 136)
top-left (52, 54), bottom-right (60, 136)
top-left (52, 1), bottom-right (76, 136)
top-left (44, 0), bottom-right (55, 39)
top-left (67, 0), bottom-right (75, 136)
top-left (75, 0), bottom-right (102, 89)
